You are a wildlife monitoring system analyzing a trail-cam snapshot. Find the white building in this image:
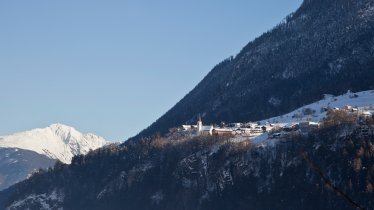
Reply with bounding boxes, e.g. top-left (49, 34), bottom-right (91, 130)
top-left (197, 115), bottom-right (213, 135)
